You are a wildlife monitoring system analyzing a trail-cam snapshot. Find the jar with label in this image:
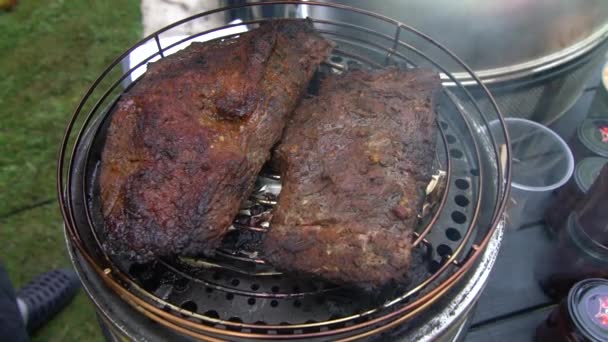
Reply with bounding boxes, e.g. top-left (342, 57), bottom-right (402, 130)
top-left (536, 278), bottom-right (608, 342)
top-left (571, 118), bottom-right (608, 160)
top-left (537, 213), bottom-right (608, 299)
